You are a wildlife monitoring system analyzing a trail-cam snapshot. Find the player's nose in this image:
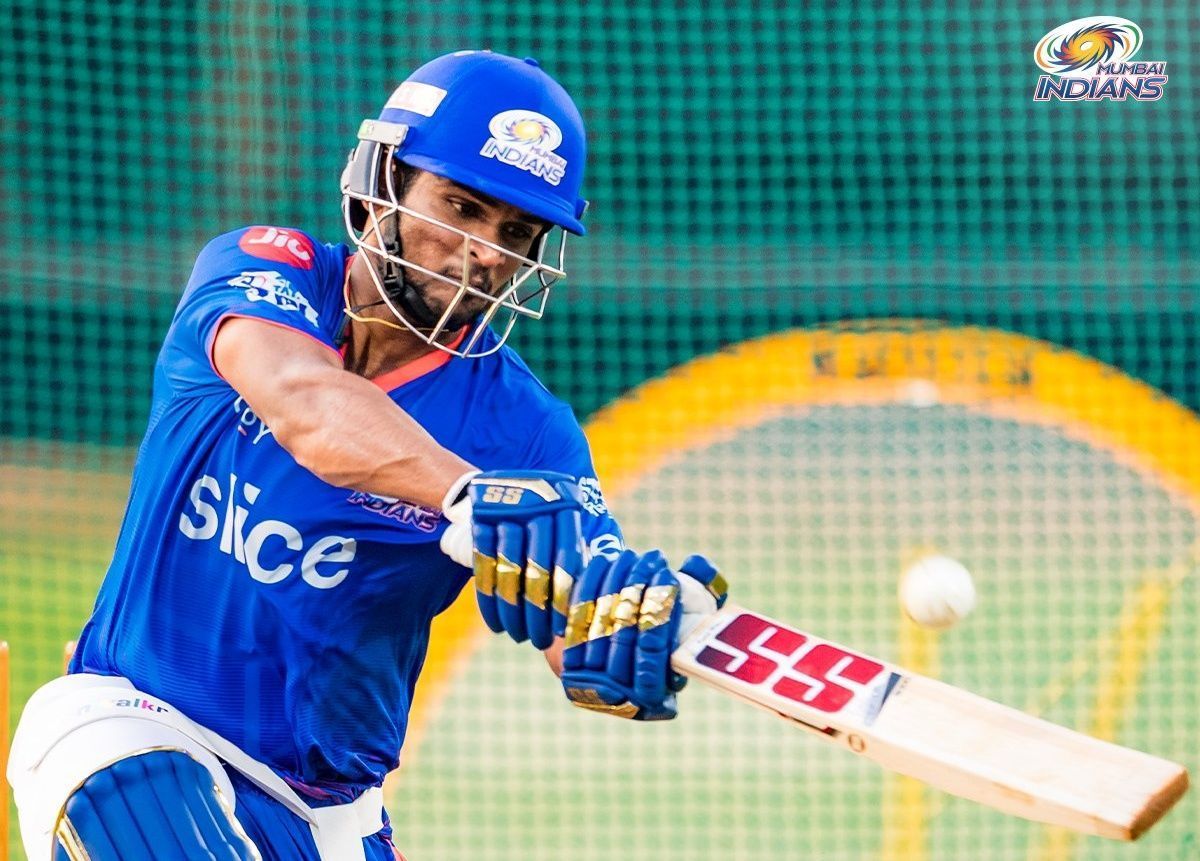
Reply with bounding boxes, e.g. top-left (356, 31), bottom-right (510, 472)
top-left (468, 236), bottom-right (506, 270)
